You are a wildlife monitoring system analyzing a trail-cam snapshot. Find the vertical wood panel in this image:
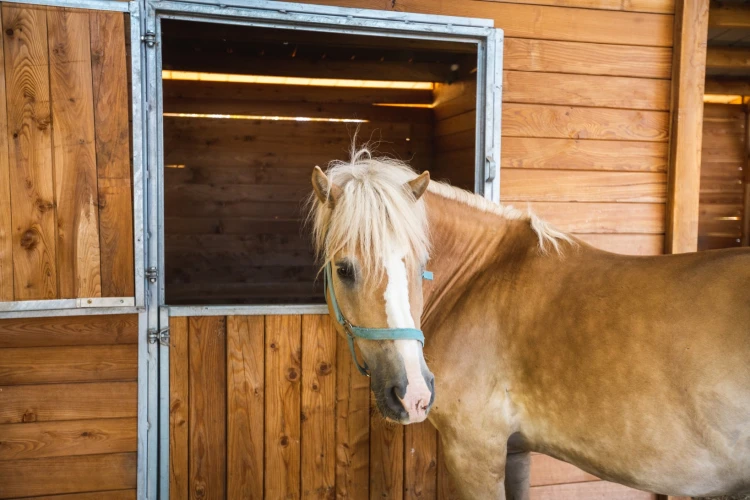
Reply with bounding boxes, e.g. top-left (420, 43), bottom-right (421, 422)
top-left (335, 335), bottom-right (370, 499)
top-left (188, 316), bottom-right (226, 500)
top-left (301, 315), bottom-right (337, 499)
top-left (90, 11), bottom-right (134, 297)
top-left (47, 8), bottom-right (101, 298)
top-left (369, 411), bottom-right (404, 500)
top-left (169, 316), bottom-right (189, 500)
top-left (2, 4), bottom-right (57, 300)
top-left (404, 422), bottom-right (438, 500)
top-left (265, 314), bottom-right (302, 499)
top-left (227, 315), bottom-right (265, 499)
top-left (0, 7), bottom-right (12, 301)
top-left (437, 439), bottom-right (459, 500)
top-left (666, 0), bottom-right (709, 253)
